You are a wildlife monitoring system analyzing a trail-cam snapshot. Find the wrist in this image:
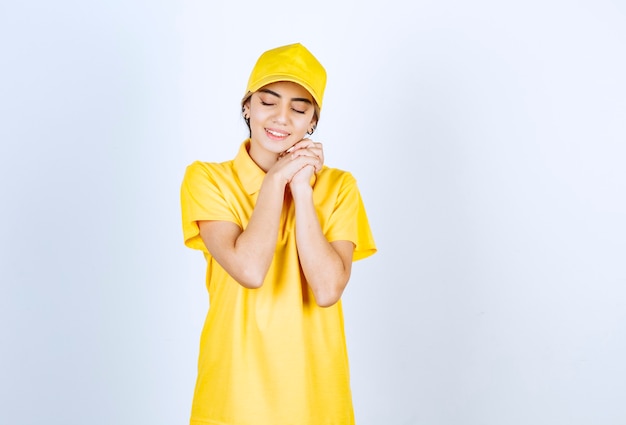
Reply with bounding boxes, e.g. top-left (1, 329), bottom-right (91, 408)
top-left (264, 170), bottom-right (289, 191)
top-left (290, 183), bottom-right (313, 200)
